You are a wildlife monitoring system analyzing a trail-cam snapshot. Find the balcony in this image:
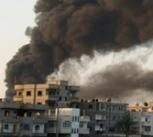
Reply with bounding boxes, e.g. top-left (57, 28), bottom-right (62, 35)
top-left (79, 128), bottom-right (89, 134)
top-left (95, 114), bottom-right (106, 121)
top-left (80, 116), bottom-right (90, 122)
